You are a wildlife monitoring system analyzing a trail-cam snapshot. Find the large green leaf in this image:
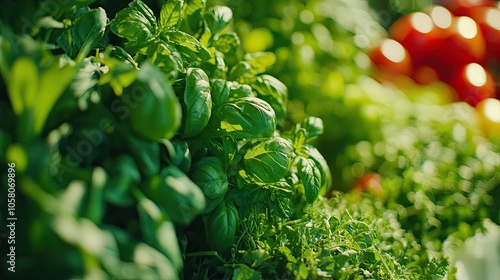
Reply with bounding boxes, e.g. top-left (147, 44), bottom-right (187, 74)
top-left (145, 40), bottom-right (183, 80)
top-left (159, 0), bottom-right (184, 30)
top-left (135, 190), bottom-right (183, 271)
top-left (125, 62), bottom-right (182, 141)
top-left (203, 200), bottom-right (238, 252)
top-left (7, 55), bottom-right (76, 142)
top-left (57, 8), bottom-right (107, 61)
top-left (133, 243), bottom-right (179, 280)
top-left (206, 97), bottom-right (276, 139)
top-left (143, 166), bottom-right (206, 225)
top-left (182, 67), bottom-right (212, 137)
top-left (36, 61), bottom-right (77, 134)
top-left (7, 57), bottom-right (38, 115)
top-left (189, 156), bottom-right (228, 213)
top-left (239, 137), bottom-right (293, 184)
